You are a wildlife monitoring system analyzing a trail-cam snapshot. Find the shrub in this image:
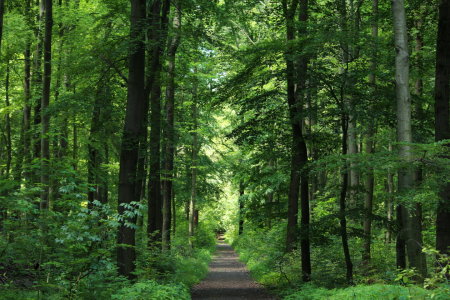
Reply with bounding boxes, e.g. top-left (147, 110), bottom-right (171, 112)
top-left (111, 280), bottom-right (190, 300)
